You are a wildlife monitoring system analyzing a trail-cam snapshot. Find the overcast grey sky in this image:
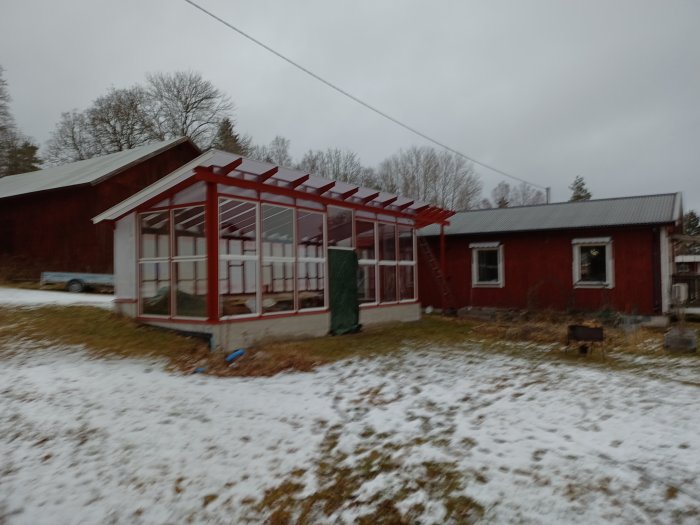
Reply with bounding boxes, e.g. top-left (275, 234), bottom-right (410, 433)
top-left (1, 0), bottom-right (698, 210)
